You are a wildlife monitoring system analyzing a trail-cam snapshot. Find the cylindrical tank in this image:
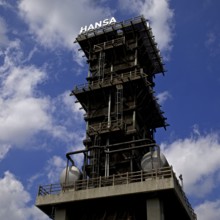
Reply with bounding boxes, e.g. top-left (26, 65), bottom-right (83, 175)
top-left (60, 166), bottom-right (81, 186)
top-left (141, 151), bottom-right (168, 171)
